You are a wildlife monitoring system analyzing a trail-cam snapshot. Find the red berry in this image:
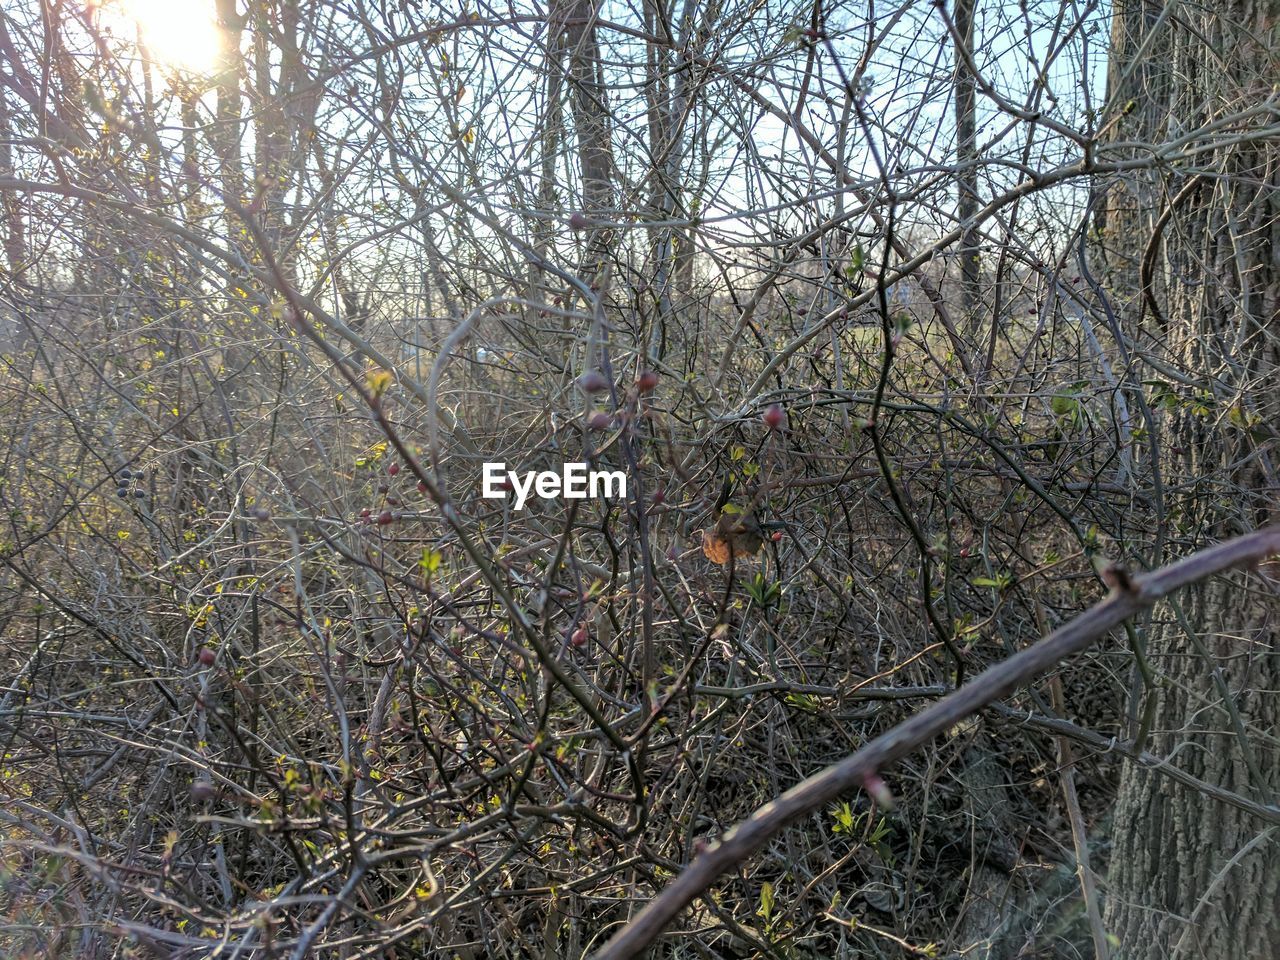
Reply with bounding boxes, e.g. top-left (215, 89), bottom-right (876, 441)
top-left (360, 508), bottom-right (371, 518)
top-left (417, 480), bottom-right (428, 494)
top-left (636, 370), bottom-right (659, 392)
top-left (763, 404), bottom-right (785, 429)
top-left (387, 463), bottom-right (400, 476)
top-left (197, 648), bottom-right (216, 667)
top-left (570, 626), bottom-right (589, 647)
top-left (771, 530), bottom-right (783, 542)
top-left (578, 370), bottom-right (609, 393)
top-left (587, 411), bottom-right (612, 431)
top-left (377, 510), bottom-right (394, 525)
top-left (568, 212), bottom-right (592, 230)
